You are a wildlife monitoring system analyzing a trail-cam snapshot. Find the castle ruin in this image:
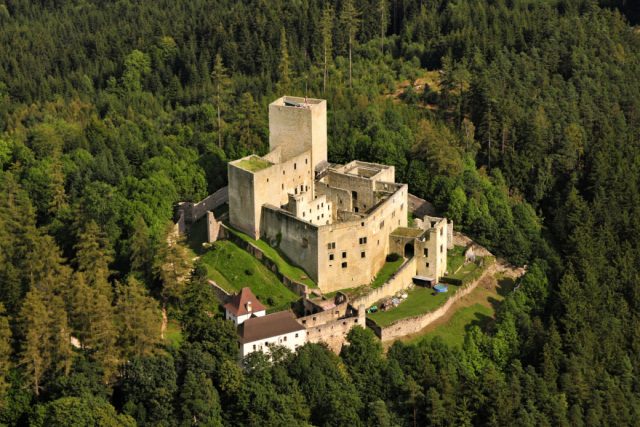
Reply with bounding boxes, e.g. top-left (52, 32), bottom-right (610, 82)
top-left (228, 96), bottom-right (448, 292)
